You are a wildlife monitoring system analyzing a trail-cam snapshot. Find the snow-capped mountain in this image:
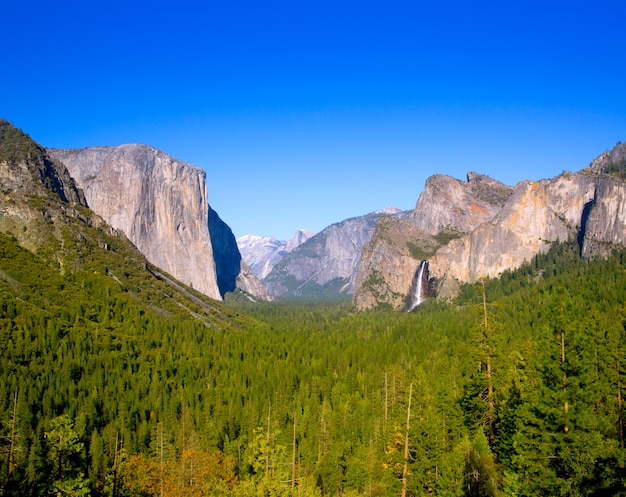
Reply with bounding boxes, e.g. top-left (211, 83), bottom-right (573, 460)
top-left (237, 229), bottom-right (314, 279)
